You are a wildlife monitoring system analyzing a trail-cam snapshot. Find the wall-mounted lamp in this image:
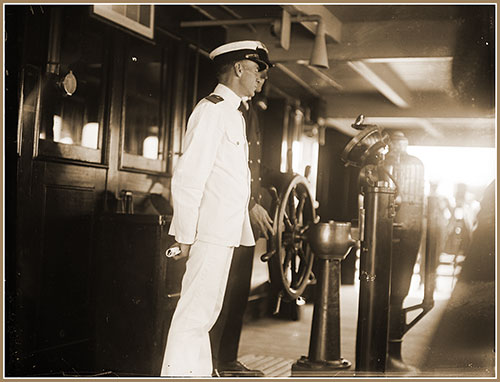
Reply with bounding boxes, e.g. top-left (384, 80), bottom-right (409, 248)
top-left (309, 20), bottom-right (329, 69)
top-left (180, 10), bottom-right (329, 69)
